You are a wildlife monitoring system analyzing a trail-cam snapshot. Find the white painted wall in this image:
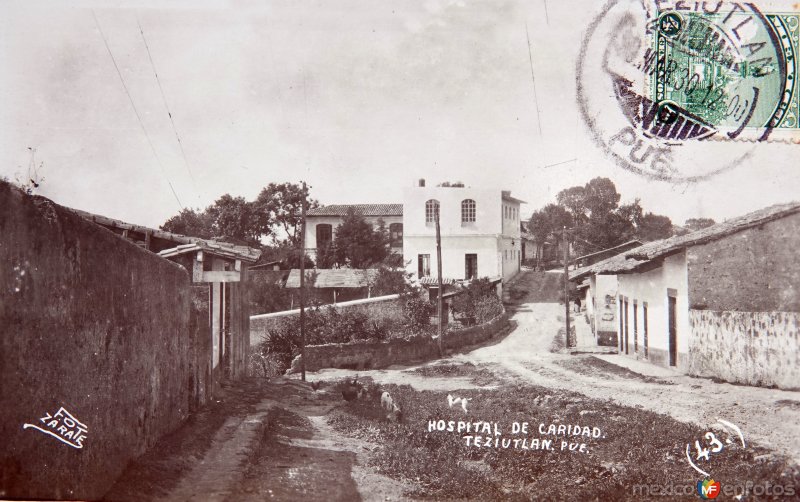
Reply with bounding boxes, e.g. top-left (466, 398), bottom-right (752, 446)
top-left (402, 185), bottom-right (521, 282)
top-left (404, 235), bottom-right (501, 281)
top-left (616, 251), bottom-right (690, 368)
